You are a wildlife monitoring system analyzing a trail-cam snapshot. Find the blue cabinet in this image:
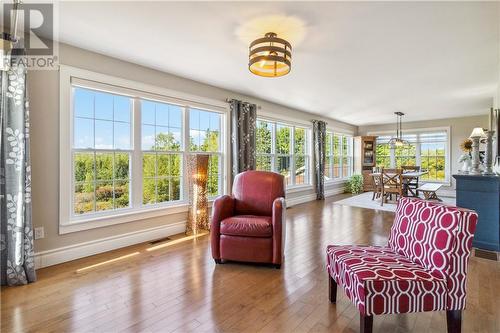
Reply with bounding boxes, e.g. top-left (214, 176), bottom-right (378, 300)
top-left (453, 174), bottom-right (500, 251)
